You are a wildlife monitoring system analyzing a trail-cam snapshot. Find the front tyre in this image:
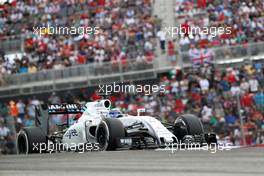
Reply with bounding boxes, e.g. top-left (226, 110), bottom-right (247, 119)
top-left (96, 118), bottom-right (125, 151)
top-left (173, 114), bottom-right (204, 143)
